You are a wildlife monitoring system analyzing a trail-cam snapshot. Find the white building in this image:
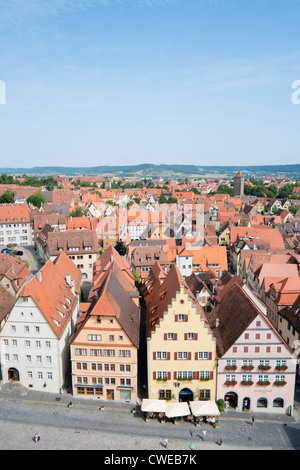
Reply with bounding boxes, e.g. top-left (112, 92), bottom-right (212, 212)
top-left (0, 252), bottom-right (81, 393)
top-left (0, 204), bottom-right (32, 246)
